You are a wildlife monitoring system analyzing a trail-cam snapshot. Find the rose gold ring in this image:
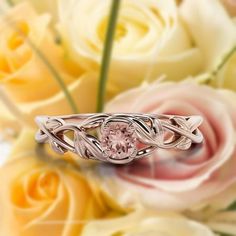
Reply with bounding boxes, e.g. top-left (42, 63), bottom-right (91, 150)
top-left (35, 113), bottom-right (203, 164)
